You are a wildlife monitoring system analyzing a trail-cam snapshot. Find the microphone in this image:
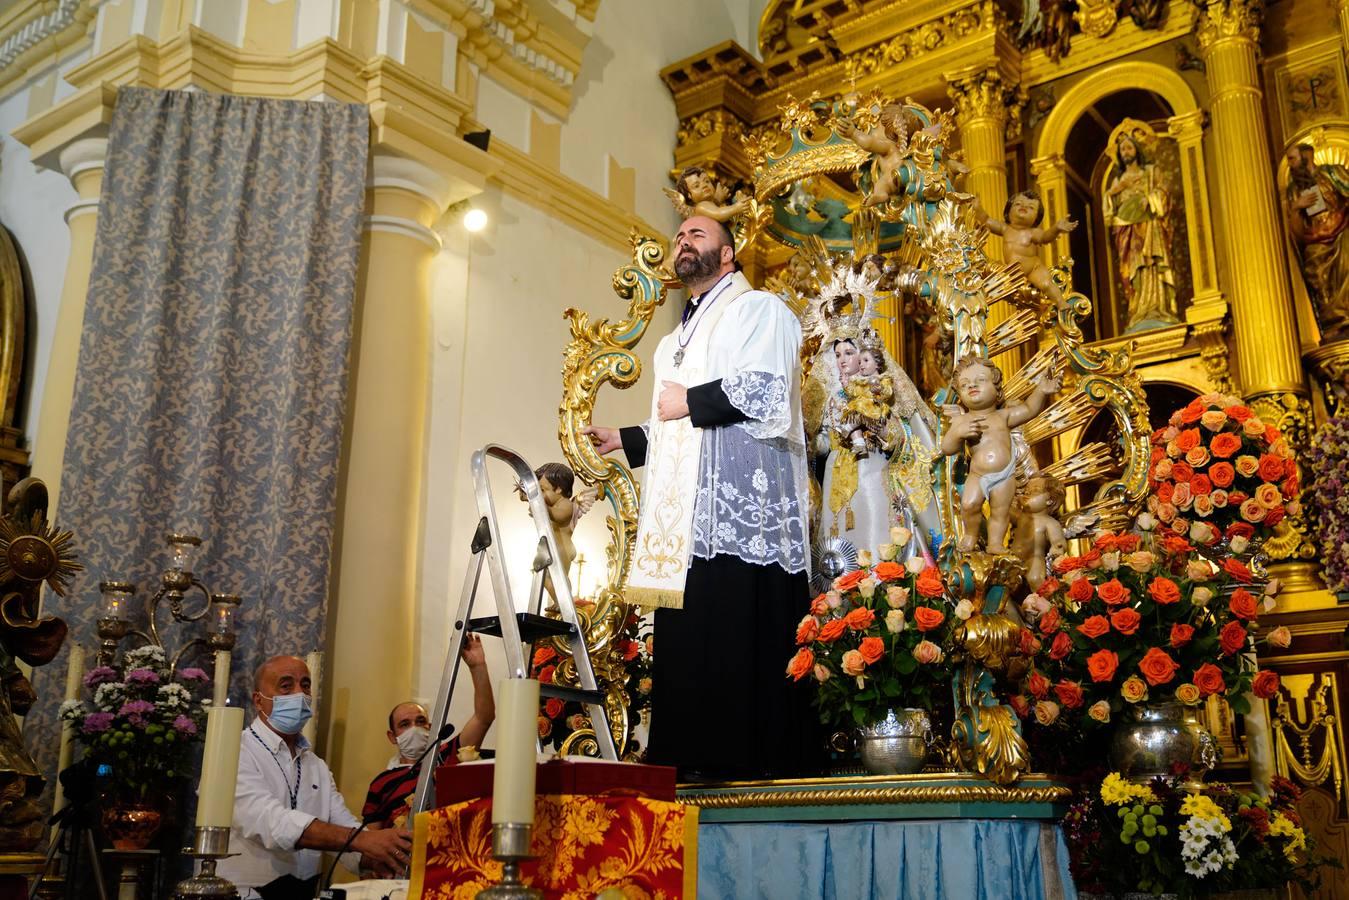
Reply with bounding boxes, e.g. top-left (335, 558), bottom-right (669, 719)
top-left (316, 722), bottom-right (456, 897)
